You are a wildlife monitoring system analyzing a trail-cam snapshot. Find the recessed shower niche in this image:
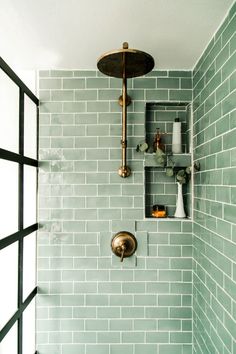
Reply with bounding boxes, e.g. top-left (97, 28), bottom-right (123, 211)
top-left (144, 102), bottom-right (193, 219)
